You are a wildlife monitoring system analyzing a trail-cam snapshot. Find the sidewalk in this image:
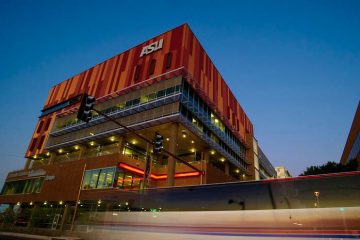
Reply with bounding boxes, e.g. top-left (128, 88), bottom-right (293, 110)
top-left (0, 232), bottom-right (82, 240)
